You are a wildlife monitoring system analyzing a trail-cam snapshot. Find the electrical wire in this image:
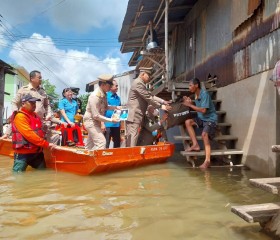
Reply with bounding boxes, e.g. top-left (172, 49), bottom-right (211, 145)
top-left (39, 0), bottom-right (68, 15)
top-left (0, 18), bottom-right (69, 86)
top-left (0, 42), bottom-right (127, 66)
top-left (0, 14), bottom-right (130, 88)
